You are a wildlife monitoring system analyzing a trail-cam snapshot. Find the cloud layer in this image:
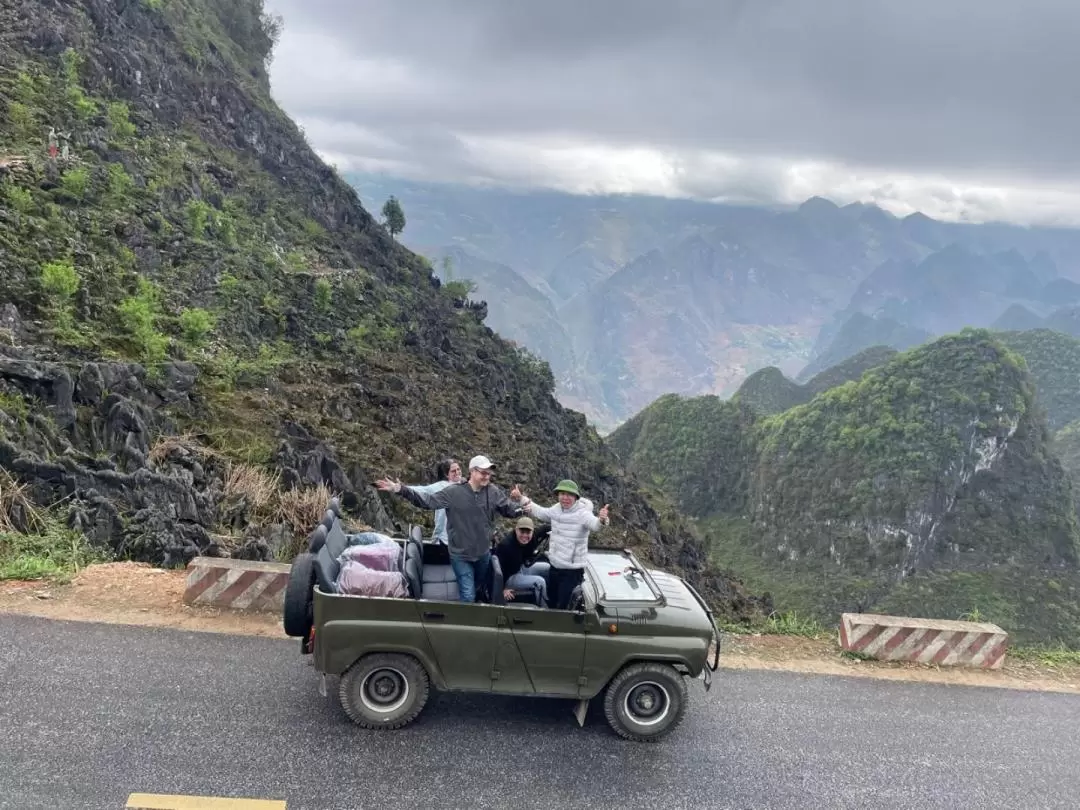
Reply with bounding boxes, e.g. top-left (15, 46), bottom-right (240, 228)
top-left (264, 0), bottom-right (1080, 226)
